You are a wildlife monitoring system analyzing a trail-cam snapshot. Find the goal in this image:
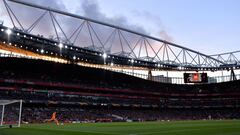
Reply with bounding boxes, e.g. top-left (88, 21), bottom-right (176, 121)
top-left (0, 100), bottom-right (23, 128)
